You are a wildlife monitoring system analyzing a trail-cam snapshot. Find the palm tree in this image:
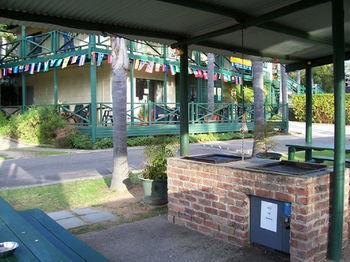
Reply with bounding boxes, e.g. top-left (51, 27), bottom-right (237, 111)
top-left (110, 37), bottom-right (130, 192)
top-left (252, 60), bottom-right (265, 156)
top-left (207, 53), bottom-right (215, 115)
